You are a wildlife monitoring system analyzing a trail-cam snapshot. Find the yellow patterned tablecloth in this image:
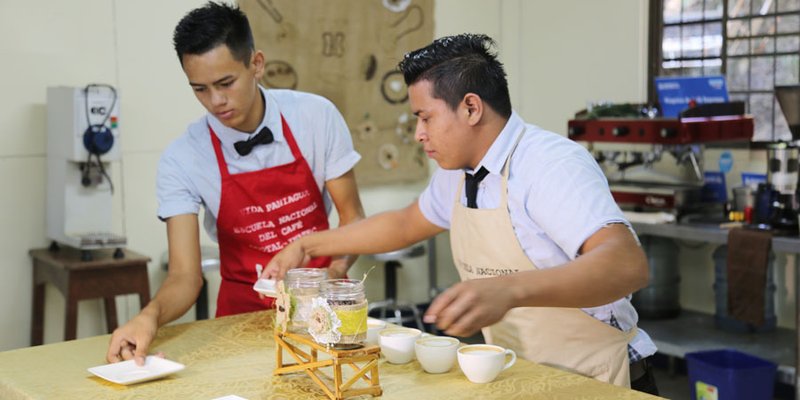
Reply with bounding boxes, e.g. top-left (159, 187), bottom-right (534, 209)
top-left (0, 311), bottom-right (659, 399)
